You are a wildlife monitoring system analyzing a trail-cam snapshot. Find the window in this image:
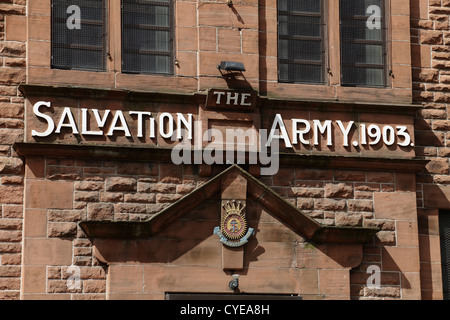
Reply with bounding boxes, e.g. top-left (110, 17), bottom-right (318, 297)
top-left (51, 0), bottom-right (107, 71)
top-left (277, 0), bottom-right (326, 84)
top-left (340, 0), bottom-right (387, 87)
top-left (440, 211), bottom-right (450, 300)
top-left (51, 0), bottom-right (174, 75)
top-left (277, 0), bottom-right (389, 87)
top-left (122, 0), bottom-right (174, 75)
